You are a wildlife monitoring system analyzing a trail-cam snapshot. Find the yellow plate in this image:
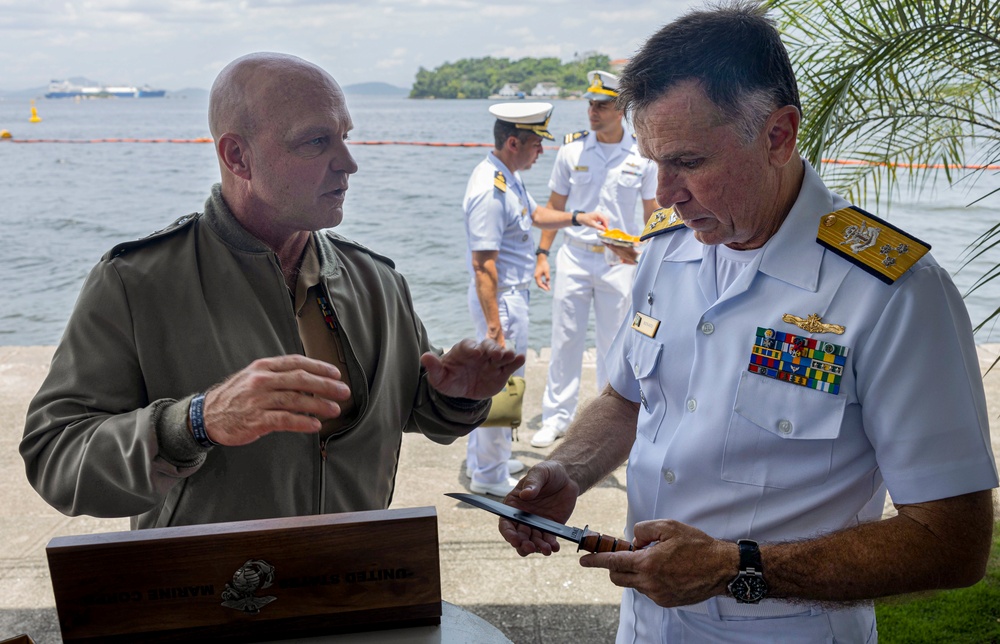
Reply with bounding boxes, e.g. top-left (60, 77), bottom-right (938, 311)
top-left (598, 230), bottom-right (639, 247)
